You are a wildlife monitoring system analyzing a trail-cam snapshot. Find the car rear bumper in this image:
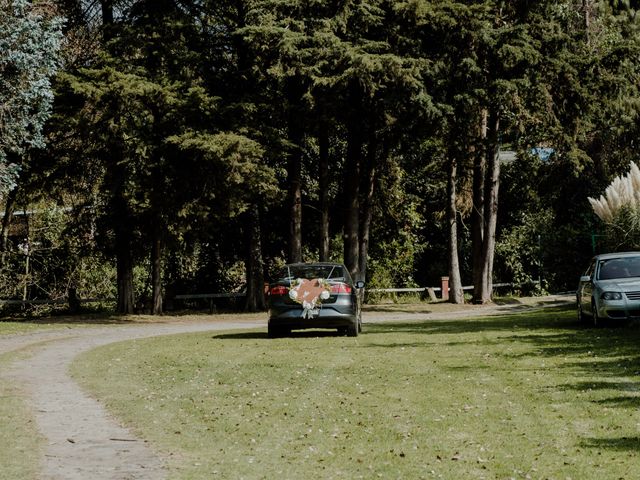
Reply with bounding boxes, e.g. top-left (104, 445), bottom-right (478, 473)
top-left (268, 304), bottom-right (357, 330)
